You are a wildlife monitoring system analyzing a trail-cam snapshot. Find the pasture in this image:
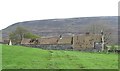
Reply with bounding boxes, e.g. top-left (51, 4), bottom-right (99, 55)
top-left (2, 44), bottom-right (118, 69)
